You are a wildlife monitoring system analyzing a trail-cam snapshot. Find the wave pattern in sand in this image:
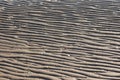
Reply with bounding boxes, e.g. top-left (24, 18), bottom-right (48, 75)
top-left (0, 0), bottom-right (120, 80)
